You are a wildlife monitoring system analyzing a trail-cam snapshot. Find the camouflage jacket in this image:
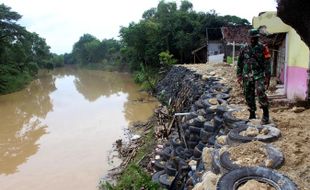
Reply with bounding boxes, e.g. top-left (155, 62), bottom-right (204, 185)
top-left (237, 42), bottom-right (271, 80)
